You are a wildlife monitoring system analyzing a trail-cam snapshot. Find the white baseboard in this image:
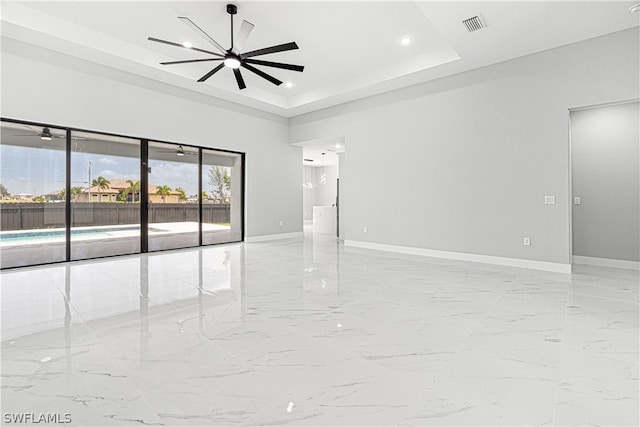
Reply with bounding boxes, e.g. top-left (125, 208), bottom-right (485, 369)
top-left (572, 255), bottom-right (640, 271)
top-left (344, 240), bottom-right (571, 274)
top-left (245, 232), bottom-right (304, 243)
